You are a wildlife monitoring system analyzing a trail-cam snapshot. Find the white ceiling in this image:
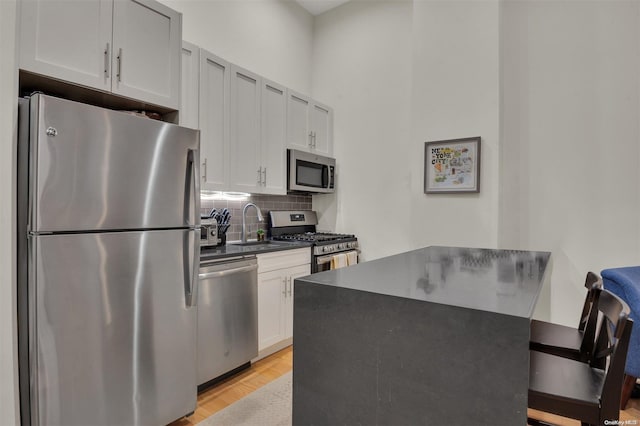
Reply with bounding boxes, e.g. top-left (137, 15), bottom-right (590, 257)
top-left (295, 0), bottom-right (350, 16)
